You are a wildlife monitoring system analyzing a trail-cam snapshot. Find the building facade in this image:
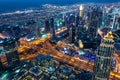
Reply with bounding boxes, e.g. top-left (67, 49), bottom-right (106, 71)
top-left (93, 32), bottom-right (114, 80)
top-left (50, 18), bottom-right (56, 38)
top-left (0, 39), bottom-right (20, 69)
top-left (44, 19), bottom-right (50, 33)
top-left (79, 5), bottom-right (83, 18)
top-left (70, 24), bottom-right (76, 43)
